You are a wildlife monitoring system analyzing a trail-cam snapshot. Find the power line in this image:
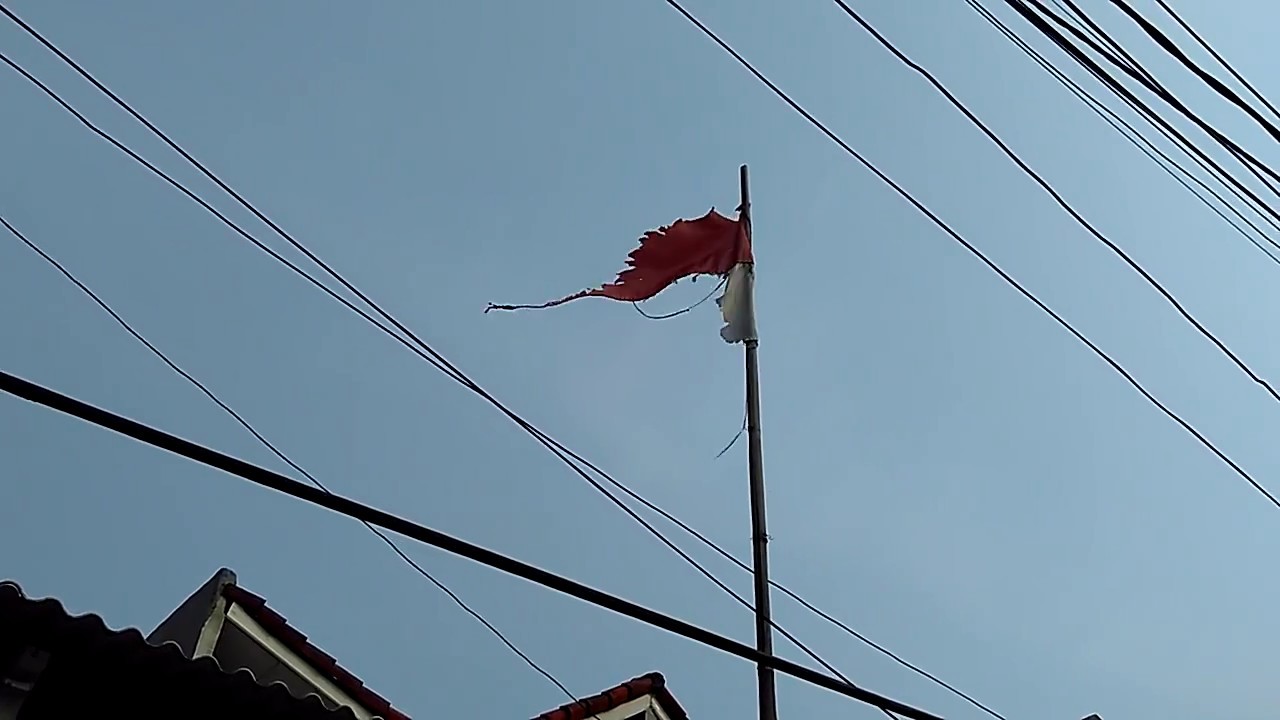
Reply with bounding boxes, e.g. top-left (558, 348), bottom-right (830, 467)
top-left (0, 212), bottom-right (584, 706)
top-left (0, 209), bottom-right (850, 715)
top-left (1004, 0), bottom-right (1280, 203)
top-left (0, 19), bottom-right (987, 716)
top-left (963, 0), bottom-right (1280, 267)
top-left (1048, 0), bottom-right (1157, 88)
top-left (0, 160), bottom-right (867, 720)
top-left (1034, 0), bottom-right (1280, 246)
top-left (991, 0), bottom-right (1280, 242)
top-left (834, 0), bottom-right (1280, 421)
top-left (1150, 0), bottom-right (1280, 123)
top-left (655, 0), bottom-right (1277, 519)
top-left (1103, 0), bottom-right (1280, 147)
top-left (4, 2), bottom-right (1268, 716)
top-left (0, 5), bottom-right (1260, 717)
top-left (0, 366), bottom-right (944, 720)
